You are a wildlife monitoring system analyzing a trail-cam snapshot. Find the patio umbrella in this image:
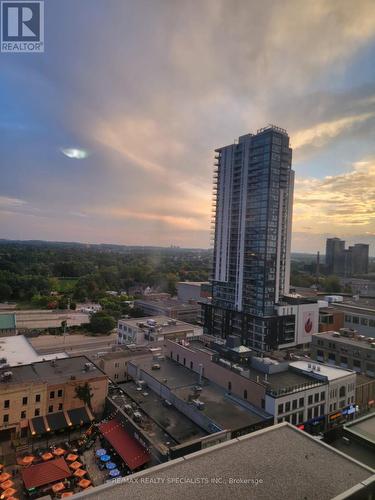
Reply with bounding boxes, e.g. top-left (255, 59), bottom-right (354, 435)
top-left (61, 493), bottom-right (73, 498)
top-left (53, 448), bottom-right (66, 456)
top-left (73, 469), bottom-right (87, 478)
top-left (6, 497), bottom-right (18, 500)
top-left (66, 453), bottom-right (79, 462)
top-left (51, 482), bottom-right (65, 493)
top-left (0, 475), bottom-right (10, 483)
top-left (95, 448), bottom-right (107, 457)
top-left (0, 465), bottom-right (4, 470)
top-left (105, 462), bottom-right (116, 470)
top-left (21, 456), bottom-right (34, 466)
top-left (78, 479), bottom-right (91, 489)
top-left (42, 452), bottom-right (53, 461)
top-left (69, 461), bottom-right (82, 470)
top-left (0, 481), bottom-right (14, 491)
top-left (0, 488), bottom-right (16, 499)
top-left (100, 454), bottom-right (111, 462)
top-left (109, 469), bottom-right (121, 478)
